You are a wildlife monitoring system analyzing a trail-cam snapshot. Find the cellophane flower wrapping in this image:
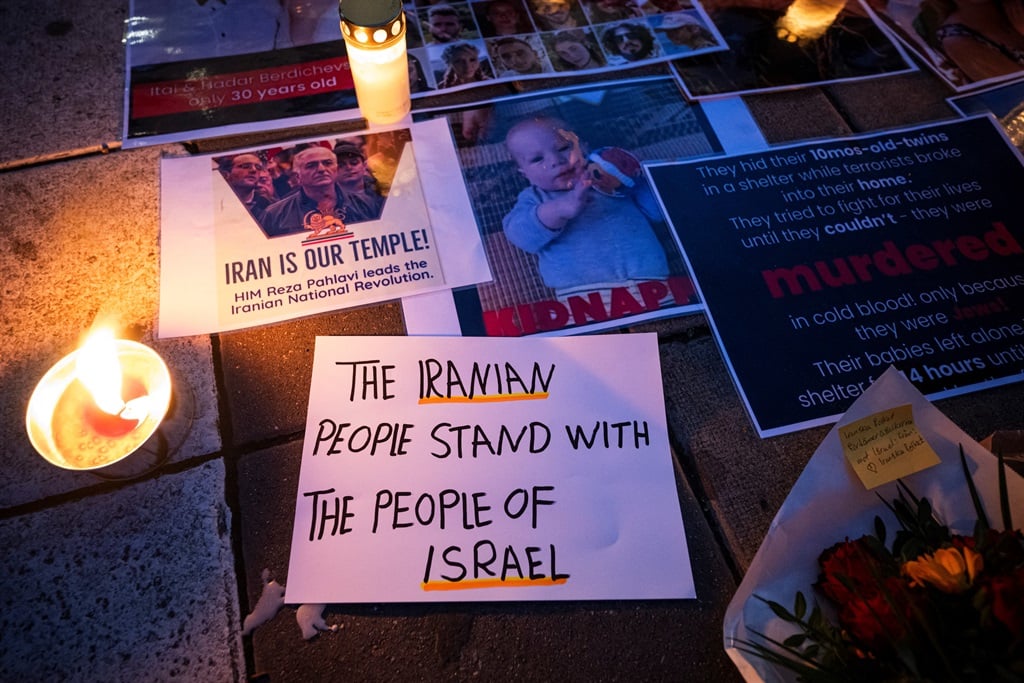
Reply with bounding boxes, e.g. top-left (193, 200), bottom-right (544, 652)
top-left (723, 366), bottom-right (1024, 683)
